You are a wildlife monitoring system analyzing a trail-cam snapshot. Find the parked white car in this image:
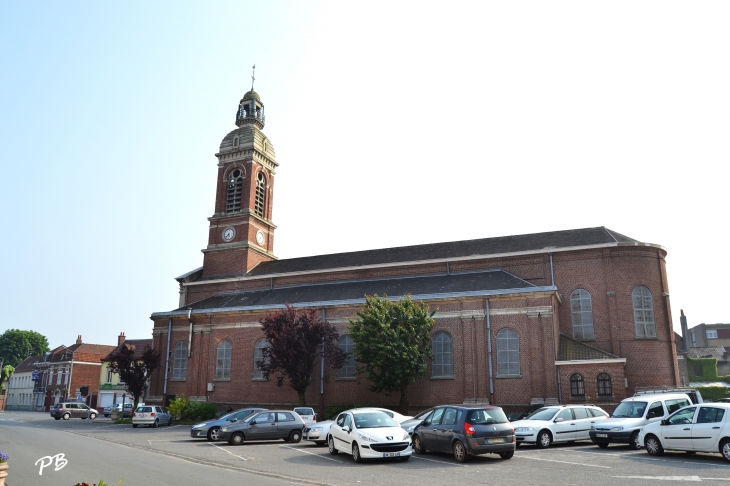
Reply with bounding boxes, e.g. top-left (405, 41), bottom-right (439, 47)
top-left (328, 410), bottom-right (412, 462)
top-left (303, 420), bottom-right (334, 445)
top-left (639, 403), bottom-right (730, 461)
top-left (589, 393), bottom-right (692, 449)
top-left (512, 404), bottom-right (609, 448)
top-left (133, 405), bottom-right (173, 428)
top-left (293, 407), bottom-right (318, 426)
